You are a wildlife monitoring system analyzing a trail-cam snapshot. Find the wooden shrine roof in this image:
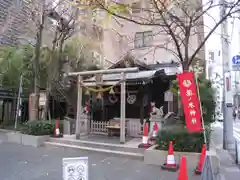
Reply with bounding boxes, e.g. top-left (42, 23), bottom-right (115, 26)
top-left (84, 63), bottom-right (181, 83)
